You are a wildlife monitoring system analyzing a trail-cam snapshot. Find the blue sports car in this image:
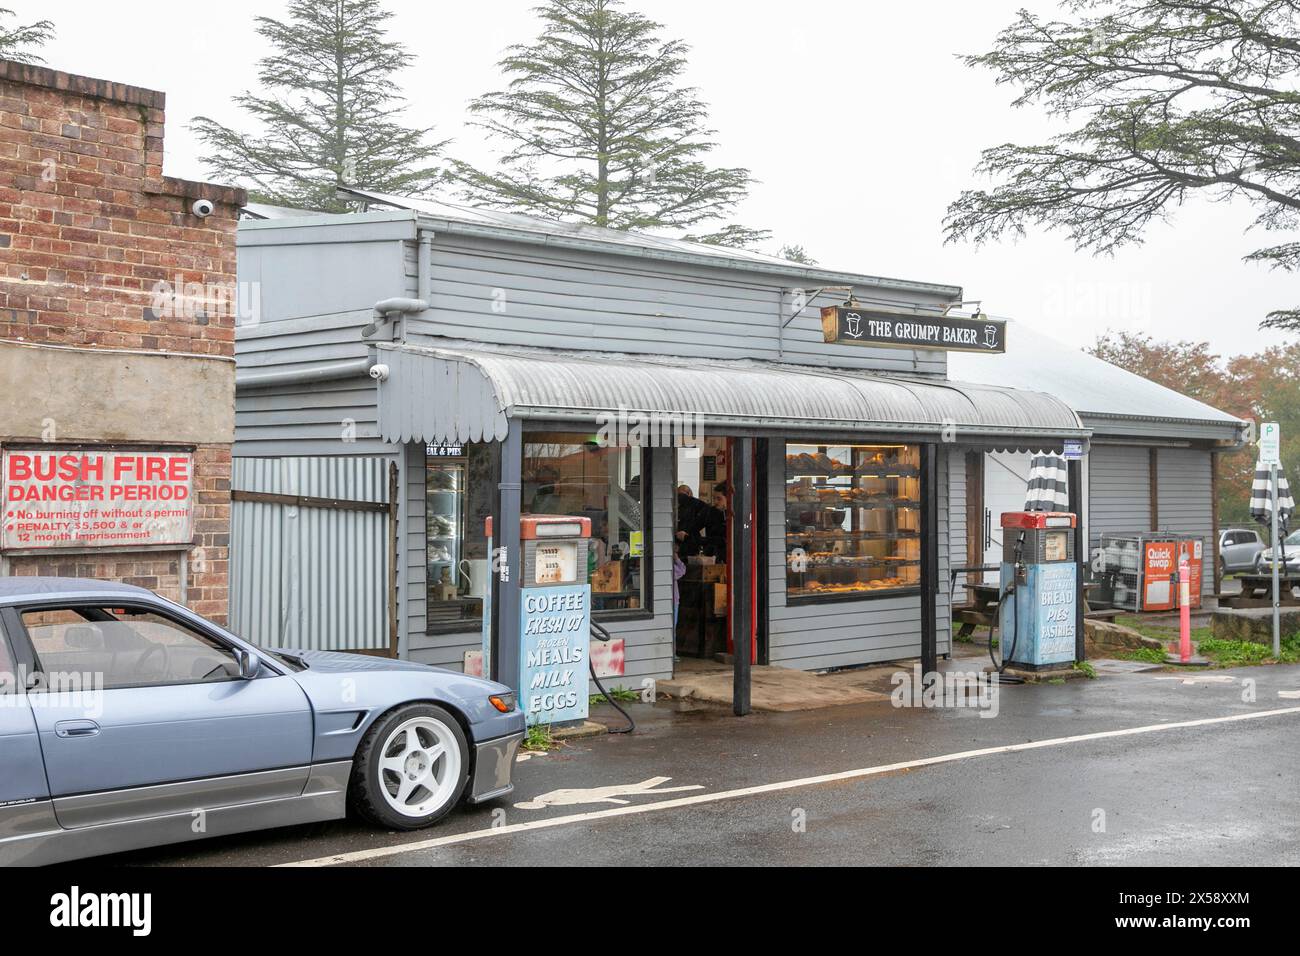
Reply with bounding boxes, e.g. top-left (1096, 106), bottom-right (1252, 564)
top-left (0, 578), bottom-right (525, 865)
